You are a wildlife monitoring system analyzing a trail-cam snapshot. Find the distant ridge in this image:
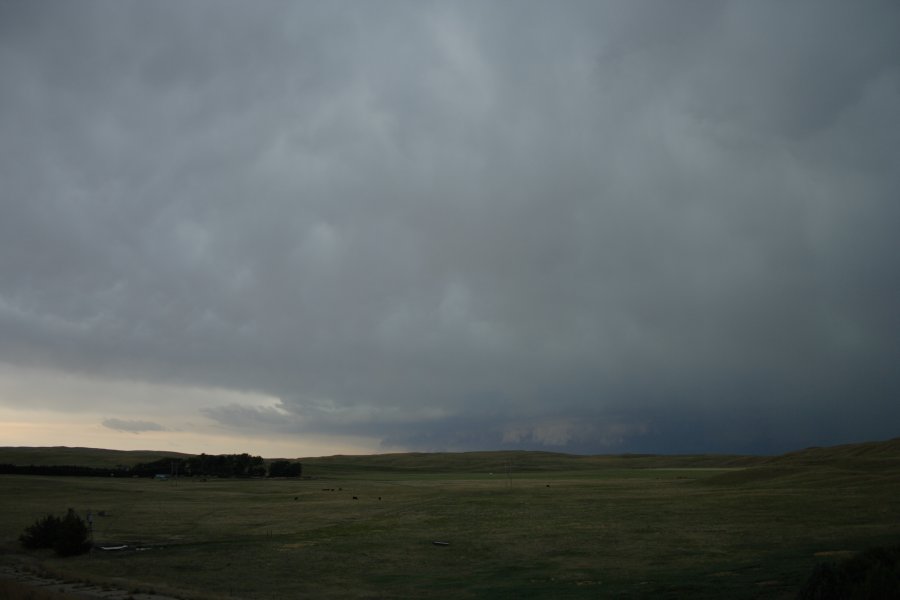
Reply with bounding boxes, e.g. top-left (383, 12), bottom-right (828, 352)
top-left (760, 437), bottom-right (900, 471)
top-left (699, 437), bottom-right (900, 487)
top-left (766, 437), bottom-right (900, 462)
top-left (0, 446), bottom-right (192, 468)
top-left (297, 450), bottom-right (758, 474)
top-left (2, 437), bottom-right (899, 472)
